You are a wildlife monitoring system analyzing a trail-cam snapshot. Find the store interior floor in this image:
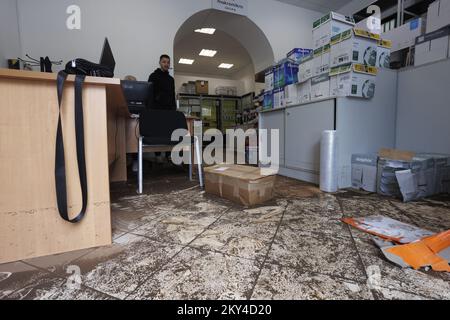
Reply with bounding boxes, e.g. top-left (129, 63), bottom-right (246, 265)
top-left (1, 165), bottom-right (450, 300)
